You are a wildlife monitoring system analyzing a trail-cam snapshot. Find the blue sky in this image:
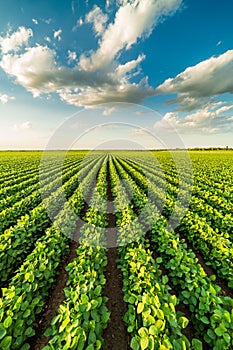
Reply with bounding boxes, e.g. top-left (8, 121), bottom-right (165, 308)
top-left (0, 0), bottom-right (232, 149)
